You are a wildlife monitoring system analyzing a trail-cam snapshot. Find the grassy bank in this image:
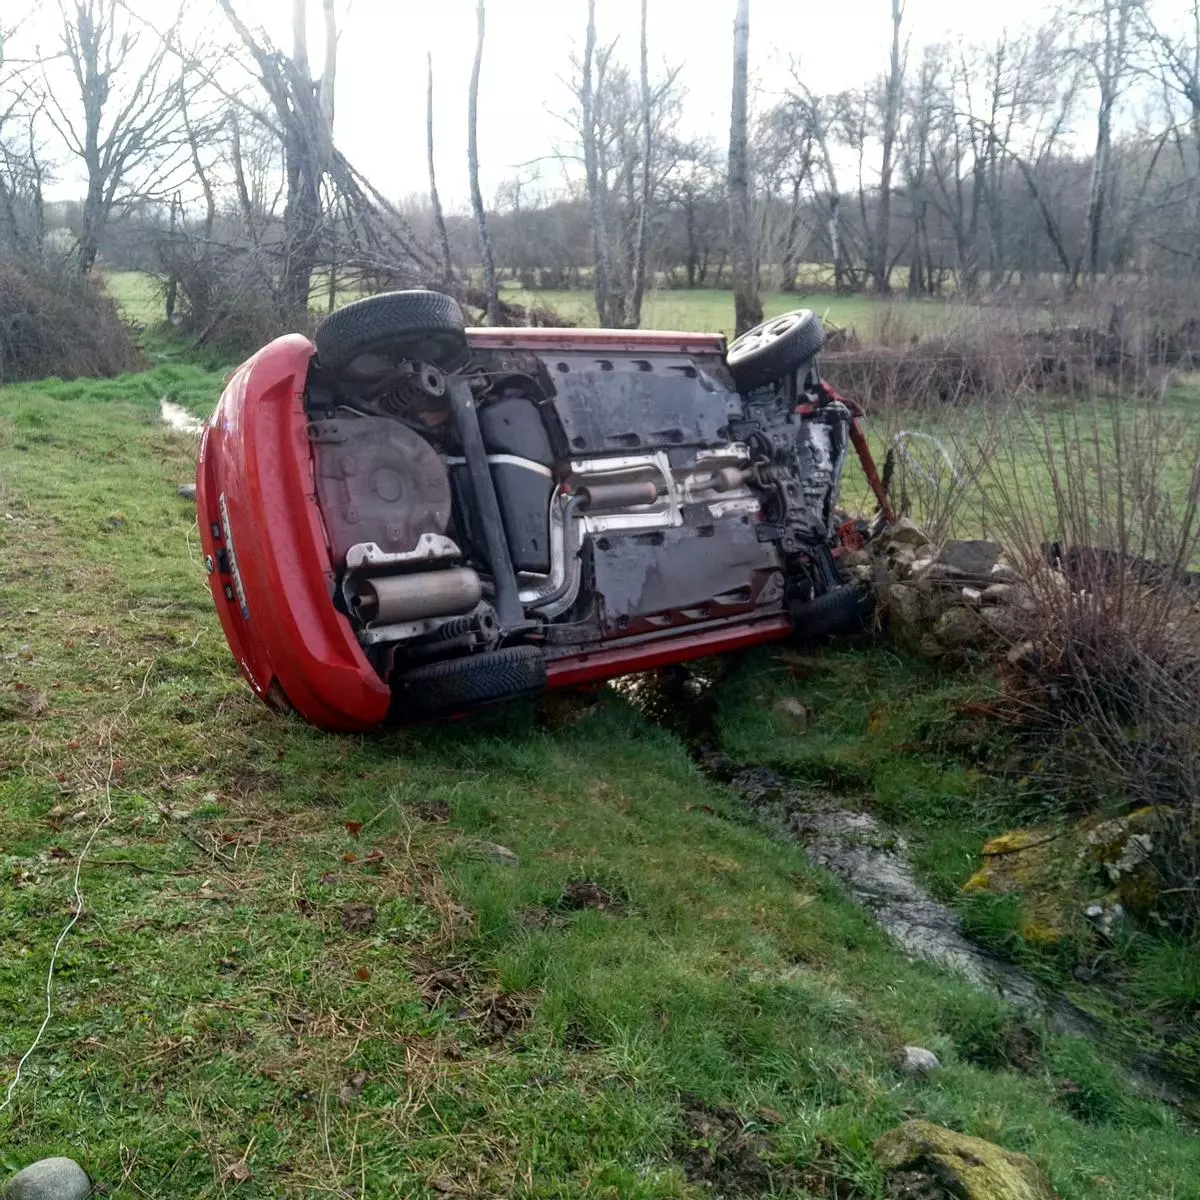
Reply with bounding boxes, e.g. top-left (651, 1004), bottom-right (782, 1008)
top-left (1, 367), bottom-right (1198, 1194)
